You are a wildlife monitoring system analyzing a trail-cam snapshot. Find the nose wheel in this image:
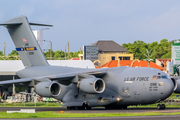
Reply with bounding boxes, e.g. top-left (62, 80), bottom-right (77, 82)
top-left (157, 104), bottom-right (166, 110)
